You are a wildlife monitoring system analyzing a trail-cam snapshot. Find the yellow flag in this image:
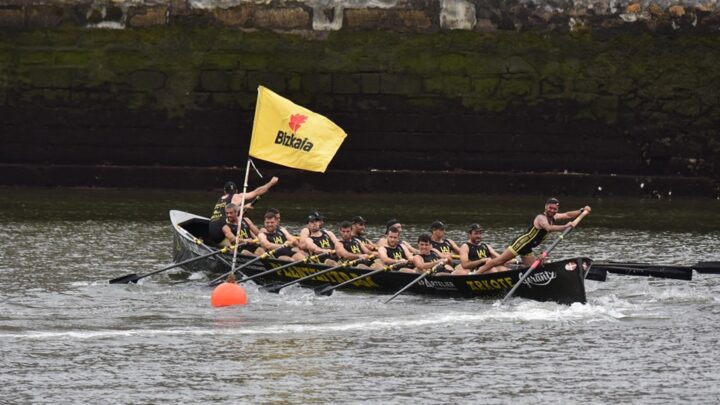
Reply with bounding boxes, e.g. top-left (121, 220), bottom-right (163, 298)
top-left (249, 86), bottom-right (347, 173)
